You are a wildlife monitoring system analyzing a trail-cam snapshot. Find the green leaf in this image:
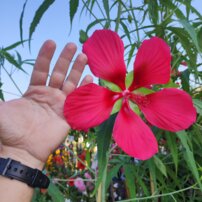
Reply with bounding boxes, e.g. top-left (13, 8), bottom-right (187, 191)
top-left (93, 114), bottom-right (117, 195)
top-left (29, 0), bottom-right (55, 47)
top-left (153, 156), bottom-right (167, 177)
top-left (111, 99), bottom-right (122, 114)
top-left (120, 20), bottom-right (131, 44)
top-left (48, 182), bottom-right (64, 202)
top-left (178, 19), bottom-right (201, 52)
top-left (147, 0), bottom-right (158, 25)
top-left (69, 0), bottom-right (79, 30)
top-left (147, 158), bottom-right (158, 194)
top-left (126, 43), bottom-right (136, 67)
top-left (134, 171), bottom-right (149, 196)
top-left (193, 99), bottom-right (202, 115)
top-left (0, 82), bottom-right (4, 101)
top-left (167, 26), bottom-right (197, 68)
top-left (165, 132), bottom-right (178, 172)
top-left (197, 26), bottom-right (202, 52)
top-left (125, 71), bottom-right (134, 88)
top-left (162, 79), bottom-right (179, 88)
top-left (181, 69), bottom-right (190, 93)
top-left (103, 0), bottom-right (110, 21)
top-left (177, 131), bottom-right (202, 190)
top-left (160, 0), bottom-right (185, 20)
top-left (105, 163), bottom-right (122, 190)
top-left (129, 101), bottom-right (140, 115)
top-left (86, 18), bottom-right (106, 33)
top-left (3, 40), bottom-right (28, 51)
top-left (1, 51), bottom-right (25, 72)
top-left (178, 0), bottom-right (202, 20)
top-left (19, 0), bottom-right (28, 43)
top-left (123, 164), bottom-right (136, 198)
top-left (99, 79), bottom-right (121, 92)
top-left (134, 87), bottom-right (154, 95)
